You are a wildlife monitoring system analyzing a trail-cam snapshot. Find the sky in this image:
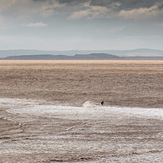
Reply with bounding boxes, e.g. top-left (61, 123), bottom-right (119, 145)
top-left (0, 0), bottom-right (163, 50)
